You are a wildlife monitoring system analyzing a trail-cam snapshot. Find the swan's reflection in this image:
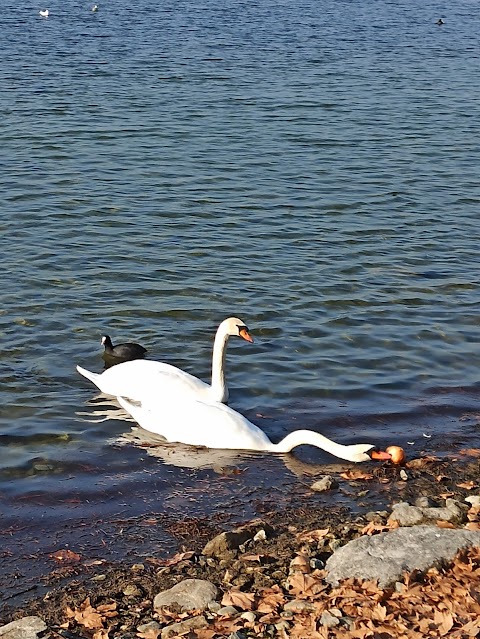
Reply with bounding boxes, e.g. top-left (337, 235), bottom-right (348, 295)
top-left (77, 394), bottom-right (355, 477)
top-left (75, 394), bottom-right (134, 423)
